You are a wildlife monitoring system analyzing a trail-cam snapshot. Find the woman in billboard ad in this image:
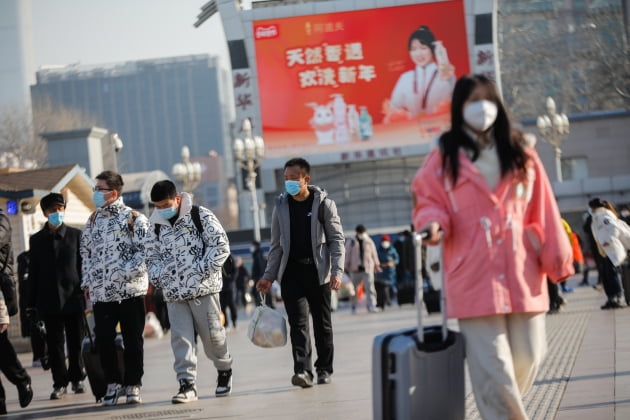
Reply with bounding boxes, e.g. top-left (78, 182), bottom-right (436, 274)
top-left (384, 25), bottom-right (455, 122)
